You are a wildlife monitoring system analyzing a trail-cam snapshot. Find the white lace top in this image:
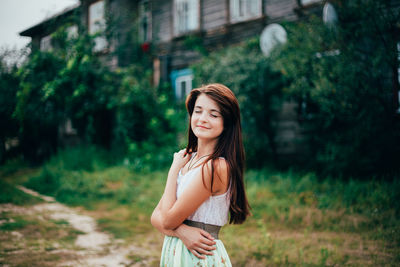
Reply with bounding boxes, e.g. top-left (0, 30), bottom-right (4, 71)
top-left (176, 156), bottom-right (231, 226)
